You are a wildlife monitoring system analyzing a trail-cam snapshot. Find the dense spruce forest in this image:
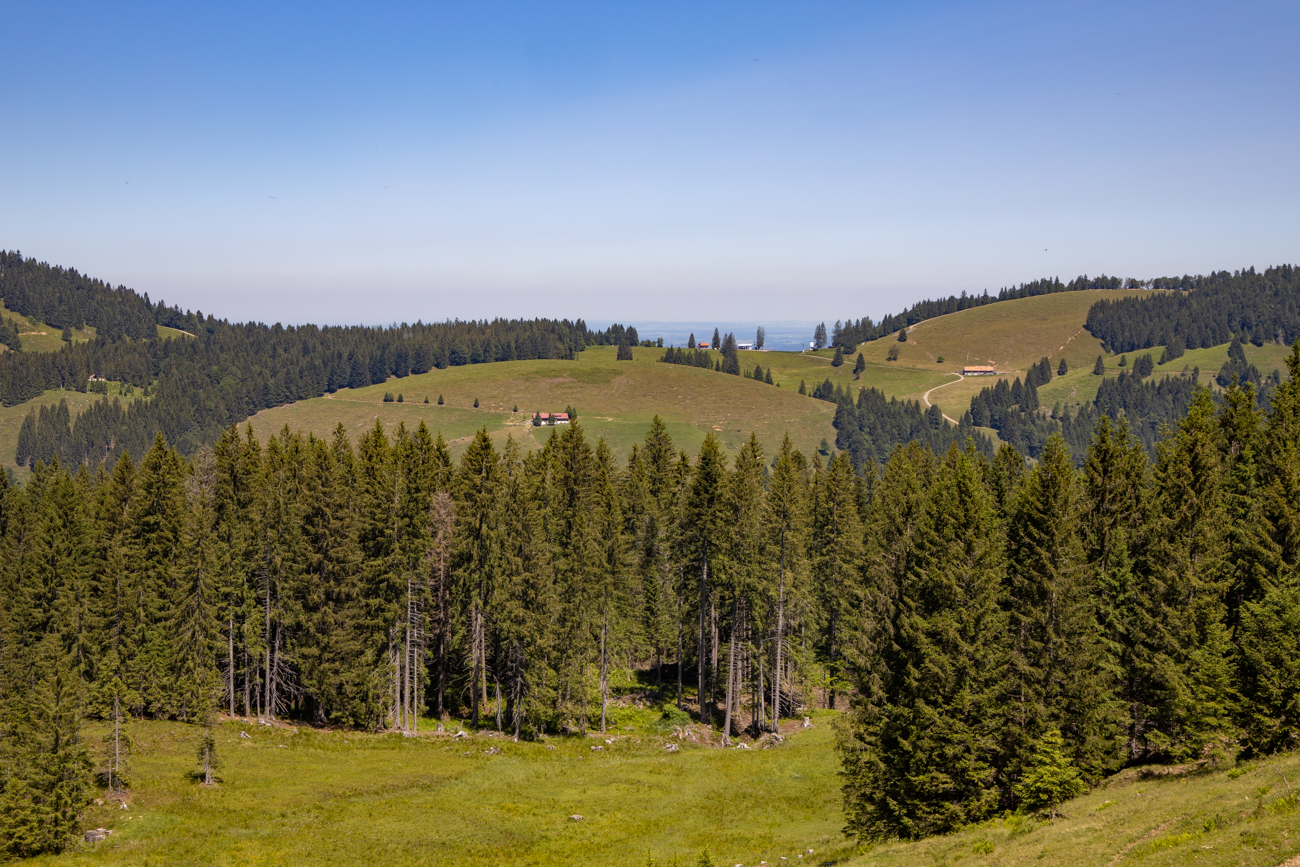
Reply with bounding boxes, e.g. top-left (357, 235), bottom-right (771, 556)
top-left (1086, 265), bottom-right (1300, 353)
